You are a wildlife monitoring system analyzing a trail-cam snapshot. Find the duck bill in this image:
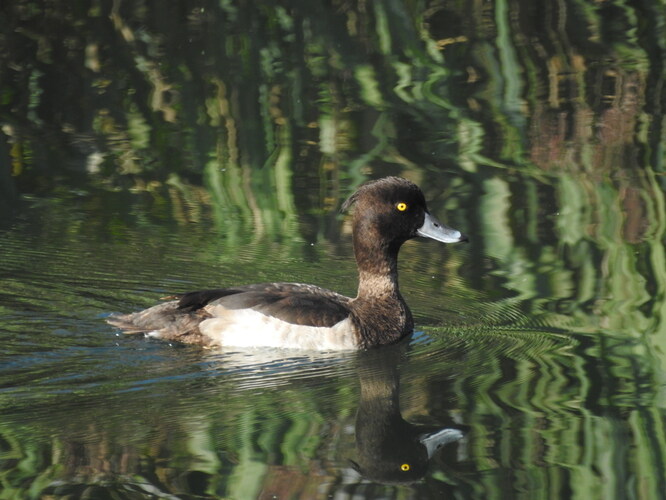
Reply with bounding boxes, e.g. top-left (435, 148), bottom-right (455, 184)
top-left (417, 212), bottom-right (468, 243)
top-left (419, 428), bottom-right (464, 458)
